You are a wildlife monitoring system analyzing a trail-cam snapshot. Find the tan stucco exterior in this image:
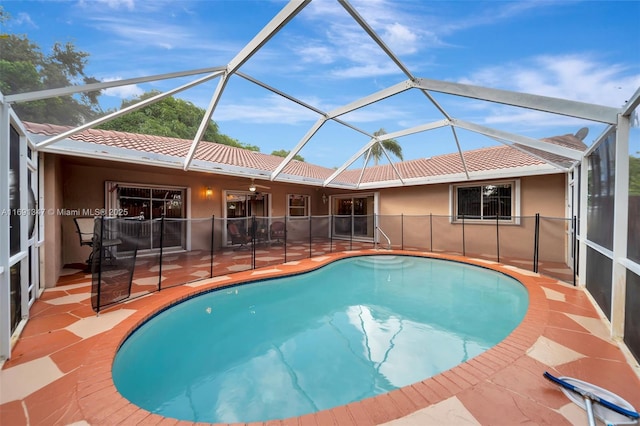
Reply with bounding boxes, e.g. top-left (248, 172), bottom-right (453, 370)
top-left (45, 155), bottom-right (337, 280)
top-left (376, 174), bottom-right (568, 262)
top-left (42, 154), bottom-right (64, 289)
top-left (42, 154), bottom-right (570, 287)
